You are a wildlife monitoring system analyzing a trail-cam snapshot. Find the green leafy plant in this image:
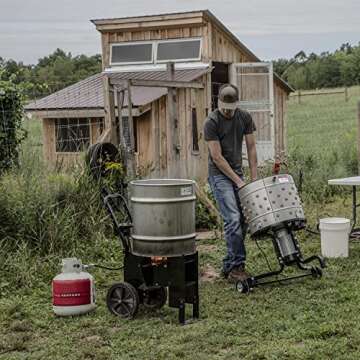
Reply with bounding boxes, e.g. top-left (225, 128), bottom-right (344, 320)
top-left (0, 79), bottom-right (27, 173)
